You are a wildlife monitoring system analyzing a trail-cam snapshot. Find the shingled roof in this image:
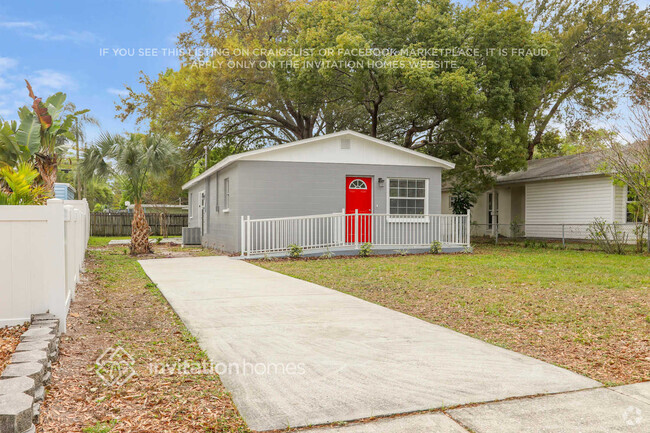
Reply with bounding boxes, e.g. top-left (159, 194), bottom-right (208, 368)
top-left (496, 152), bottom-right (606, 184)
